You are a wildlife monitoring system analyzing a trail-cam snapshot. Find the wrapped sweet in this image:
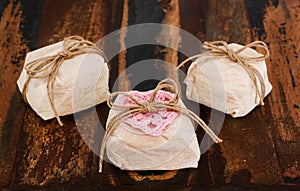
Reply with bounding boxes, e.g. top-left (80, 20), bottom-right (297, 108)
top-left (99, 79), bottom-right (222, 172)
top-left (179, 41), bottom-right (272, 117)
top-left (17, 36), bottom-right (109, 125)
